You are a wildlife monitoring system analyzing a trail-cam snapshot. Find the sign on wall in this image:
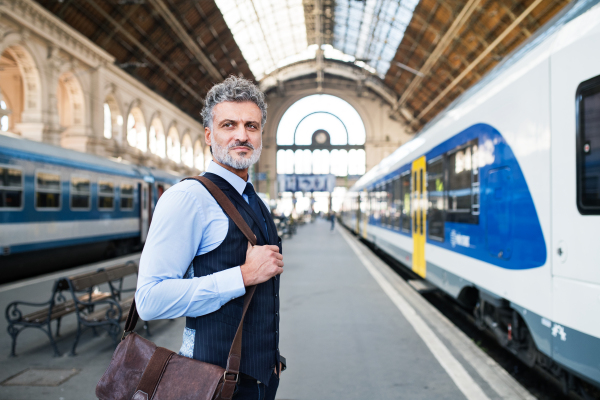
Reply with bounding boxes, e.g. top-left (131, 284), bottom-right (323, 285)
top-left (277, 174), bottom-right (336, 193)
